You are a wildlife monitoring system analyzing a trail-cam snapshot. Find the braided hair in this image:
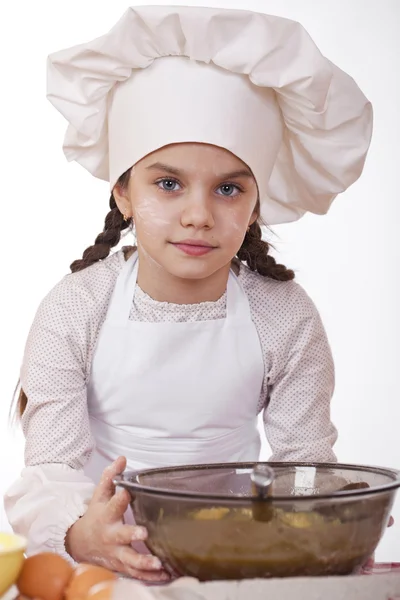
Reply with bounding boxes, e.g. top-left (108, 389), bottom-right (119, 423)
top-left (238, 220), bottom-right (294, 281)
top-left (70, 170), bottom-right (132, 273)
